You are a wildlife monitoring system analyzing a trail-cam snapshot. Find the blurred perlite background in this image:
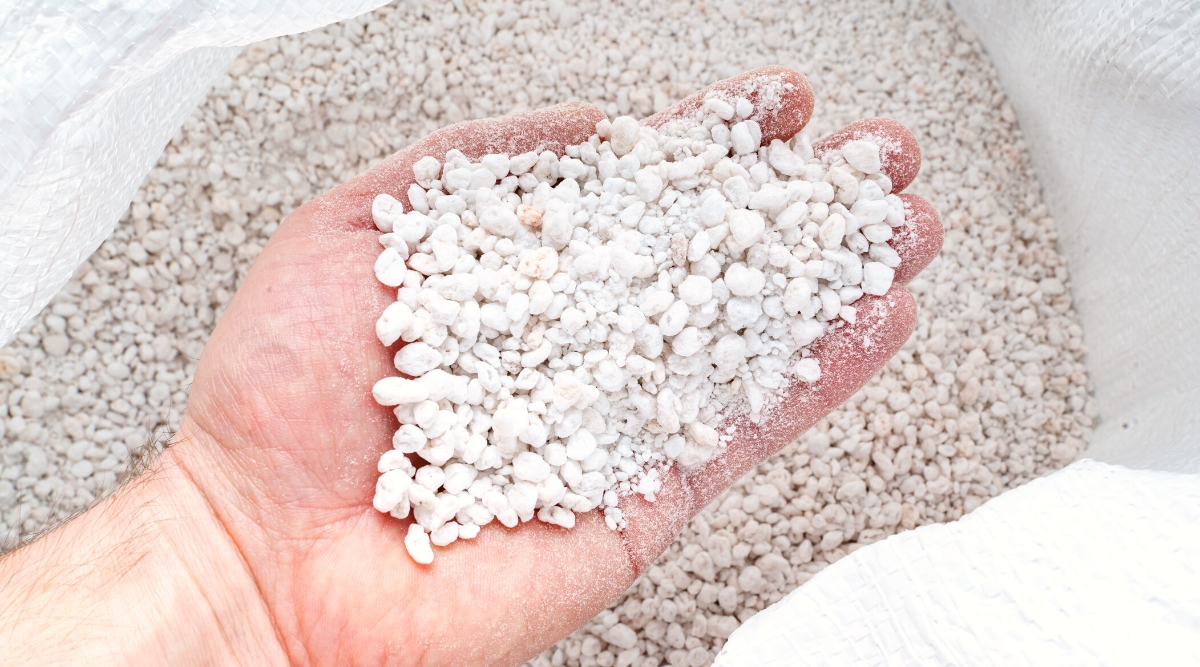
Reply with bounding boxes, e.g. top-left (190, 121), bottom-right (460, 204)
top-left (0, 0), bottom-right (1096, 665)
